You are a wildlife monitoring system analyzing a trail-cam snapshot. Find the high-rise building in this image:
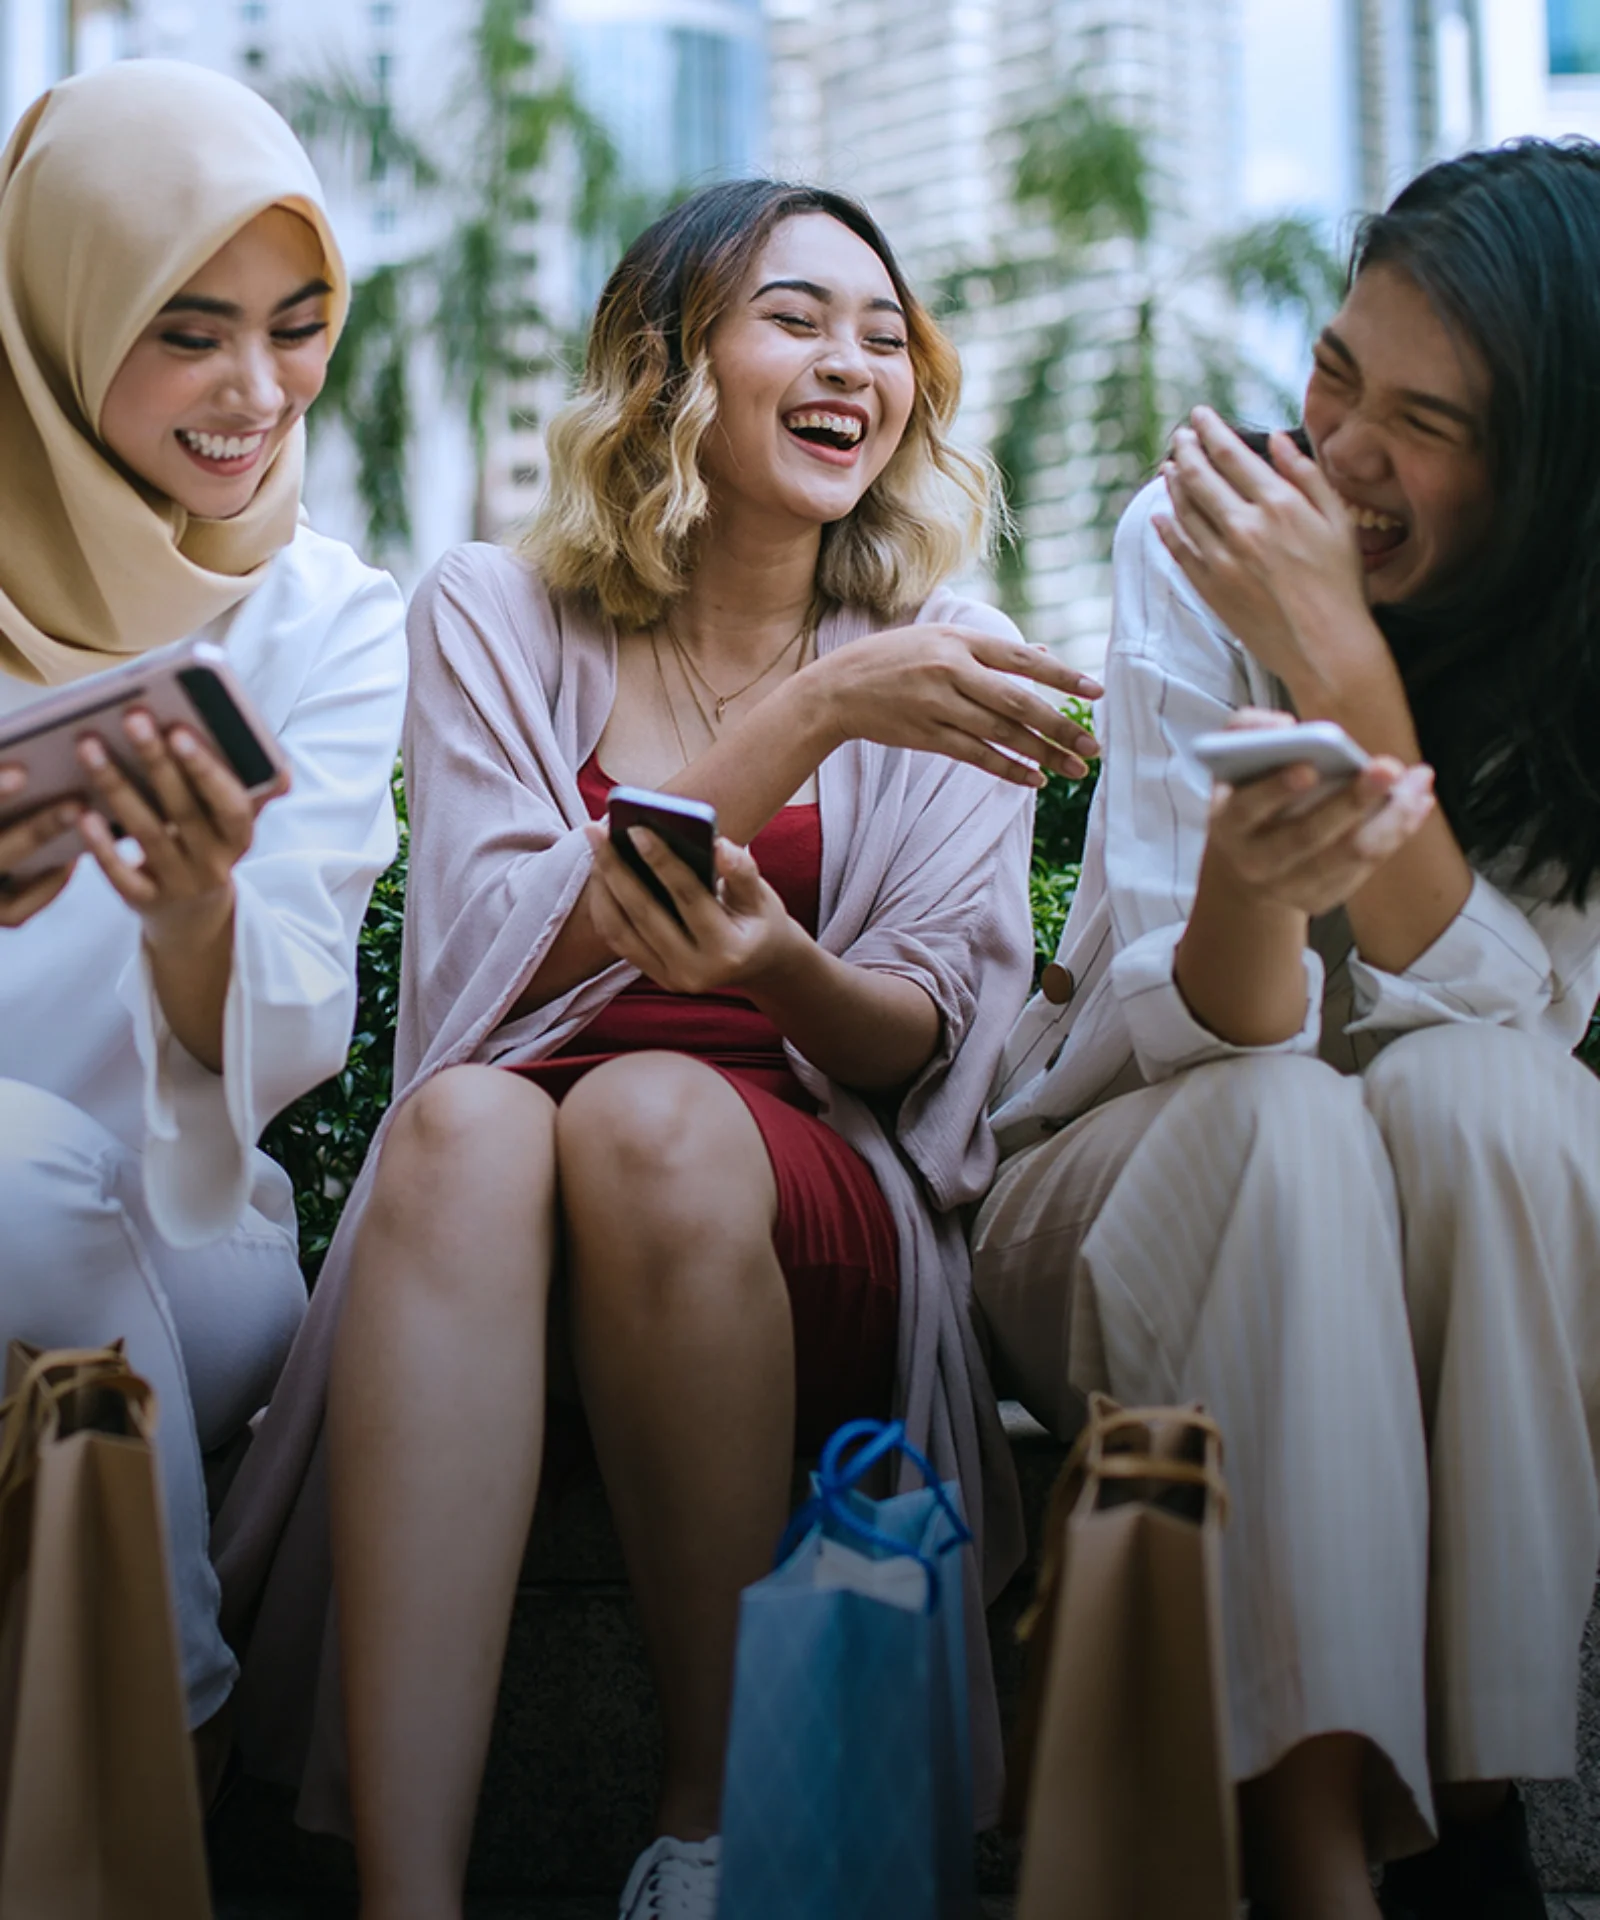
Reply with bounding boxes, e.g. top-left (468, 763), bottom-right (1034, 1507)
top-left (769, 0), bottom-right (1243, 663)
top-left (1, 0), bottom-right (68, 139)
top-left (552, 0), bottom-right (766, 314)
